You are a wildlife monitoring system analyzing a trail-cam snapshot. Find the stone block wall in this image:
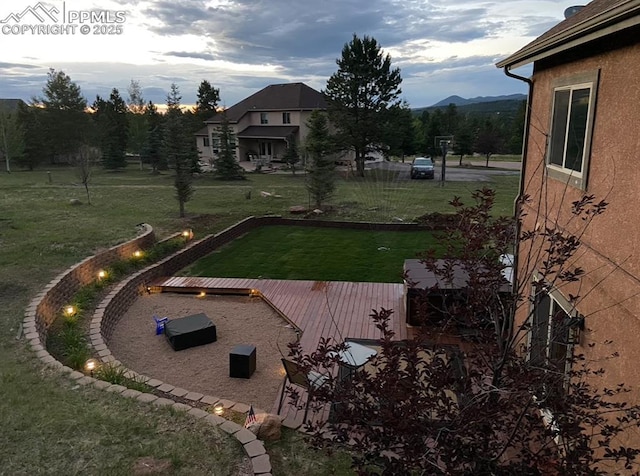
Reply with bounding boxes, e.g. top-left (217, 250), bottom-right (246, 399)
top-left (33, 224), bottom-right (155, 343)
